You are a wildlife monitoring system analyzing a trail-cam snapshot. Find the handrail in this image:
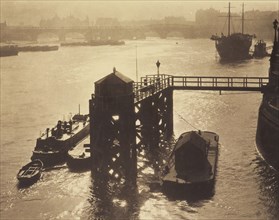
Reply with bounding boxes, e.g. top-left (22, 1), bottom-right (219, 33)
top-left (133, 74), bottom-right (269, 103)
